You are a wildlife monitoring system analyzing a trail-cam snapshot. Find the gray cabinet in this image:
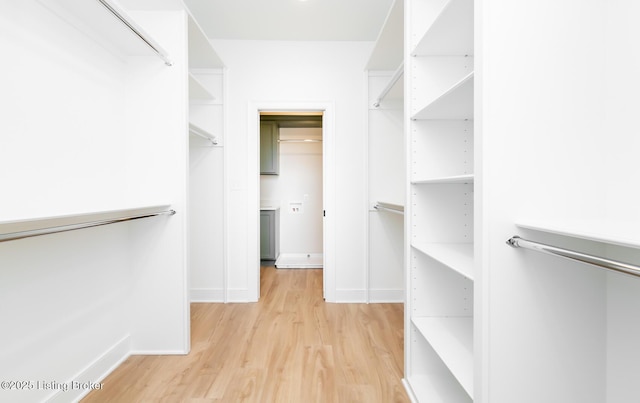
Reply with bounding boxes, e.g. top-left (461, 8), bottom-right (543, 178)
top-left (260, 208), bottom-right (279, 260)
top-left (260, 121), bottom-right (279, 175)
